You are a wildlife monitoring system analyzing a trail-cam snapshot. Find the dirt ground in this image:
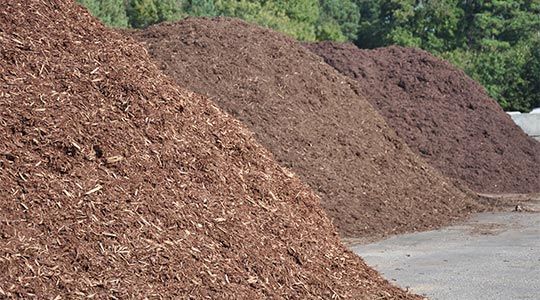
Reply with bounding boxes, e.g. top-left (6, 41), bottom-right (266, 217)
top-left (0, 1), bottom-right (418, 299)
top-left (133, 18), bottom-right (487, 239)
top-left (306, 42), bottom-right (540, 194)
